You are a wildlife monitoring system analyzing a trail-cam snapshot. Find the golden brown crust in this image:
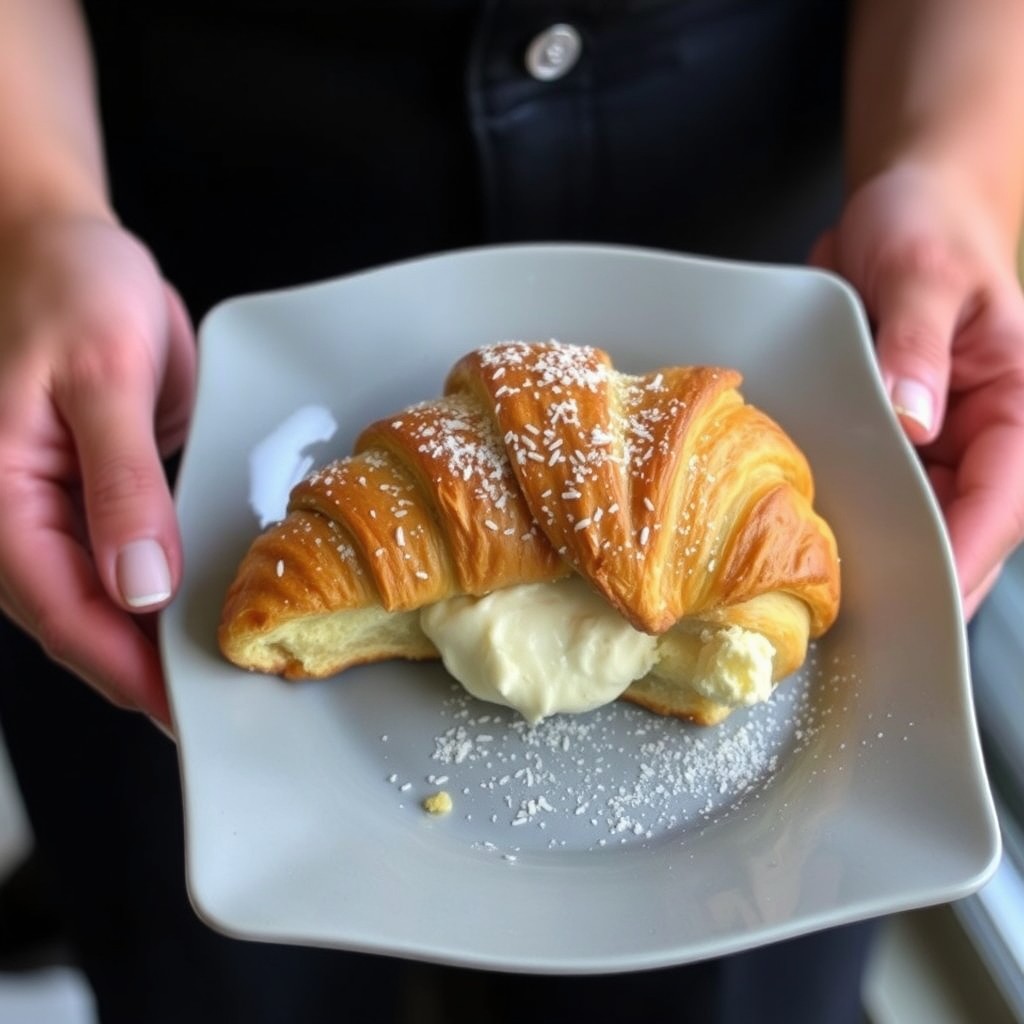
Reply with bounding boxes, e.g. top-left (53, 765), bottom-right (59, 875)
top-left (446, 343), bottom-right (838, 635)
top-left (353, 394), bottom-right (566, 597)
top-left (219, 510), bottom-right (374, 630)
top-left (218, 341), bottom-right (840, 699)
